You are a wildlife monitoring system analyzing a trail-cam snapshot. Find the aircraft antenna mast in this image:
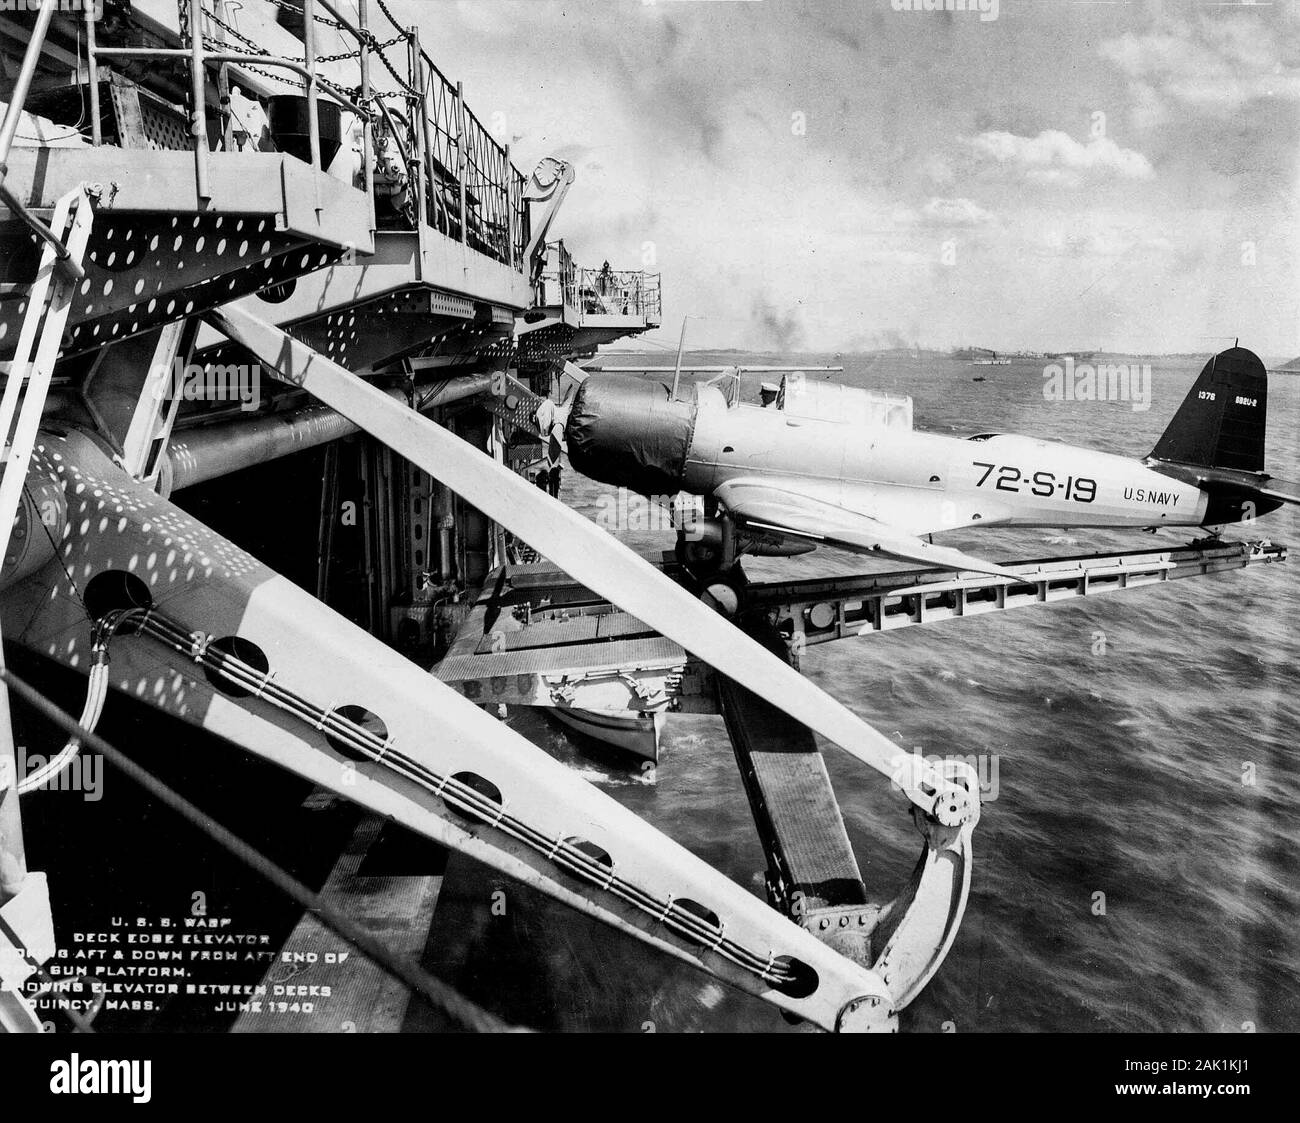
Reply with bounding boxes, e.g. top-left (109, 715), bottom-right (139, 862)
top-left (670, 317), bottom-right (688, 401)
